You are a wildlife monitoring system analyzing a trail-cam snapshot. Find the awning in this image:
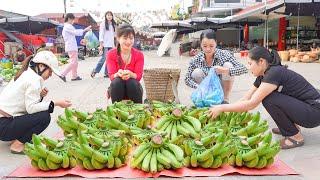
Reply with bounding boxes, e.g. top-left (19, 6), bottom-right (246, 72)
top-left (0, 16), bottom-right (60, 34)
top-left (285, 1), bottom-right (320, 16)
top-left (150, 20), bottom-right (193, 29)
top-left (221, 0), bottom-right (285, 23)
